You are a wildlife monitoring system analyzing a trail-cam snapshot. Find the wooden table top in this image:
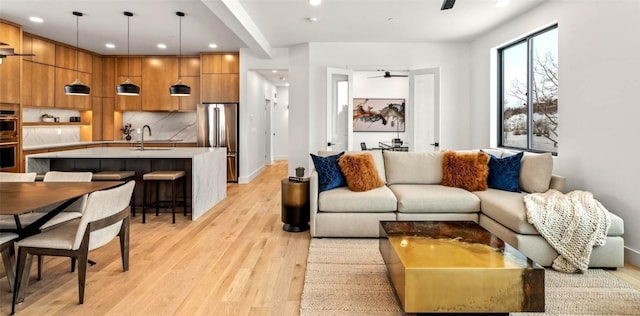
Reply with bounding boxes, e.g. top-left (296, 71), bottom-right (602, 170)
top-left (0, 181), bottom-right (123, 215)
